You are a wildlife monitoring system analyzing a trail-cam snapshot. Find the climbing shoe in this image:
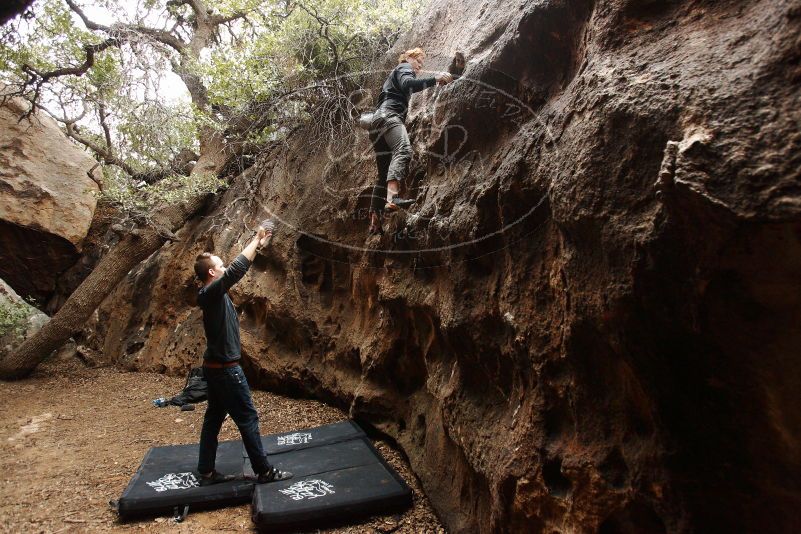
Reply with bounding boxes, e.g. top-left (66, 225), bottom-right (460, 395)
top-left (198, 470), bottom-right (237, 486)
top-left (386, 196), bottom-right (415, 210)
top-left (257, 467), bottom-right (294, 484)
